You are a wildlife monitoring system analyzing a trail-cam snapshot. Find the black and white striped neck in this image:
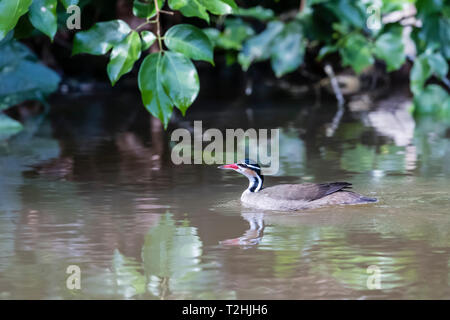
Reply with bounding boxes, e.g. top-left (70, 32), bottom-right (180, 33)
top-left (248, 174), bottom-right (264, 192)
